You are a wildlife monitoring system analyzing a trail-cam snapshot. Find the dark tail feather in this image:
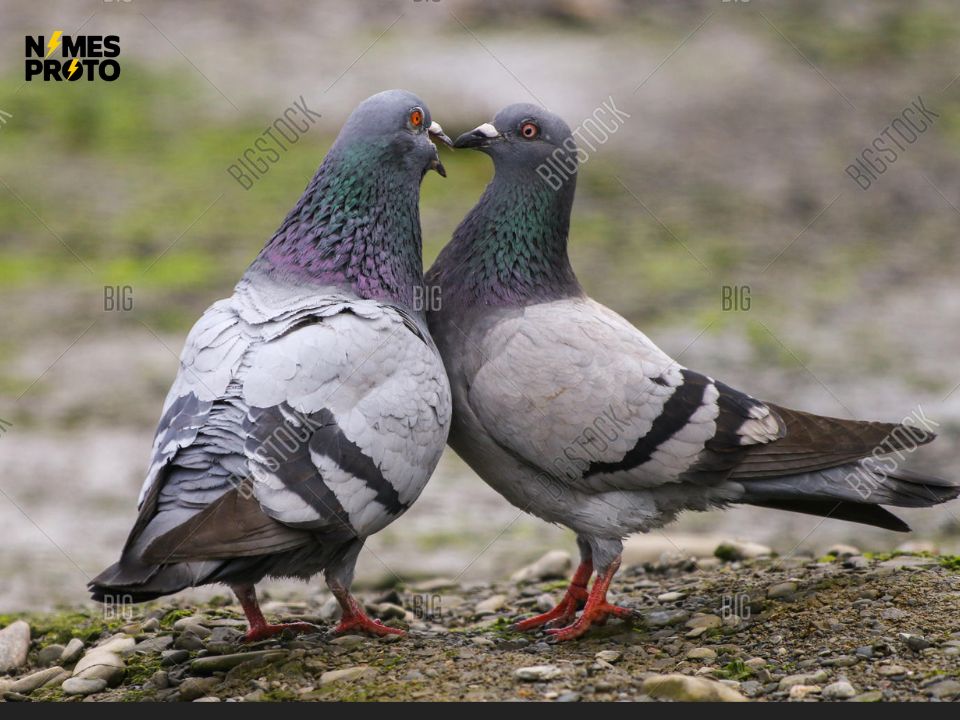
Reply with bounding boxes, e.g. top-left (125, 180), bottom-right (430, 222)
top-left (88, 558), bottom-right (218, 603)
top-left (739, 461), bottom-right (959, 531)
